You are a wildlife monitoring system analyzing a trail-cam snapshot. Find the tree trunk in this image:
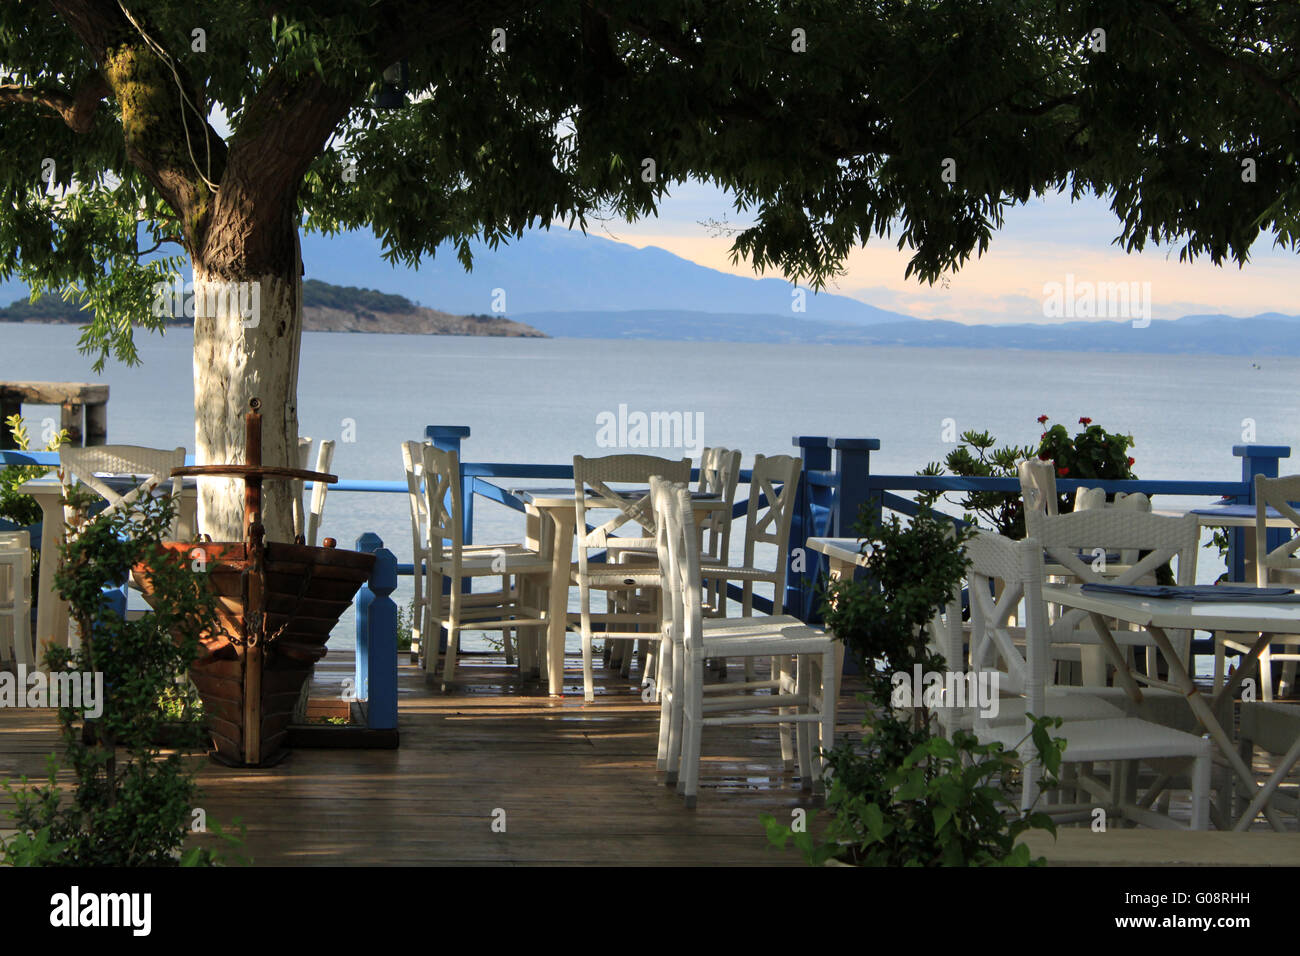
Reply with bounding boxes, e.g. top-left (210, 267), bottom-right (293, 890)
top-left (191, 265), bottom-right (300, 542)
